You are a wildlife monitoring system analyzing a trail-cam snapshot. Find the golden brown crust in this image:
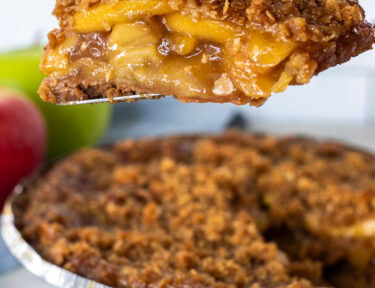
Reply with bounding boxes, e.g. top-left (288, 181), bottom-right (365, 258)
top-left (39, 77), bottom-right (257, 105)
top-left (13, 131), bottom-right (375, 287)
top-left (39, 77), bottom-right (153, 104)
top-left (54, 0), bottom-right (373, 41)
top-left (14, 132), bottom-right (316, 288)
